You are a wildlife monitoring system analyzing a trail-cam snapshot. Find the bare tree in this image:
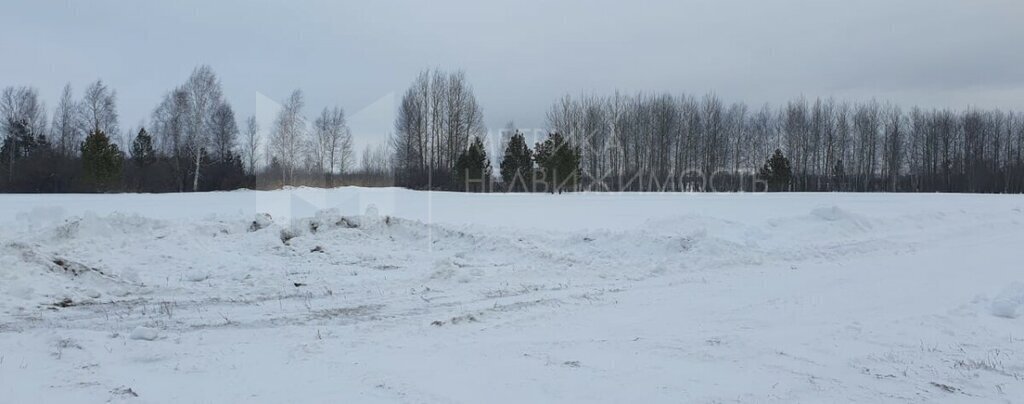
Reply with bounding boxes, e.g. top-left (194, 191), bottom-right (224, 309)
top-left (392, 82), bottom-right (426, 184)
top-left (881, 103), bottom-right (904, 191)
top-left (1, 86), bottom-right (49, 181)
top-left (852, 101), bottom-right (880, 191)
top-left (183, 65), bottom-right (224, 191)
top-left (150, 87), bottom-right (191, 191)
top-left (210, 102), bottom-right (239, 162)
top-left (243, 115), bottom-right (261, 174)
top-left (78, 80), bottom-right (119, 137)
top-left (360, 142), bottom-right (392, 175)
top-left (51, 83), bottom-right (79, 157)
top-left (1, 86), bottom-right (48, 136)
top-left (312, 106), bottom-right (353, 186)
top-left (270, 89), bottom-right (306, 184)
top-left (391, 69), bottom-right (484, 188)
